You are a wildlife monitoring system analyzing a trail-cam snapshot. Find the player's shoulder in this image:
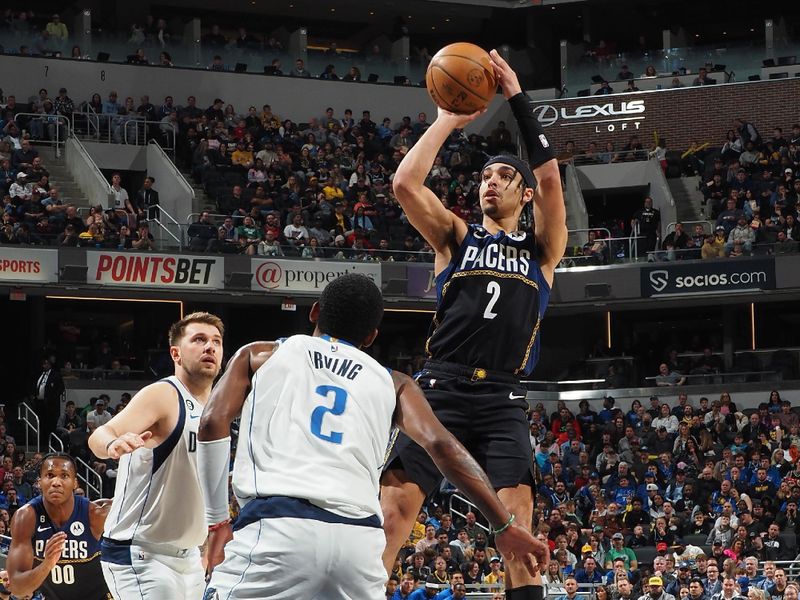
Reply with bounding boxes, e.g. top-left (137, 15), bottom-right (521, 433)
top-left (10, 501), bottom-right (36, 533)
